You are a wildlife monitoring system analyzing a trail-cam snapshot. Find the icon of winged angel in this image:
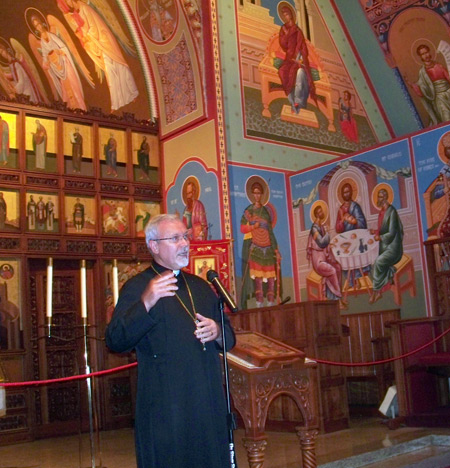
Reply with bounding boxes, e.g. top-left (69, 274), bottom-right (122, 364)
top-left (0, 36), bottom-right (49, 104)
top-left (56, 0), bottom-right (139, 111)
top-left (26, 7), bottom-right (95, 111)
